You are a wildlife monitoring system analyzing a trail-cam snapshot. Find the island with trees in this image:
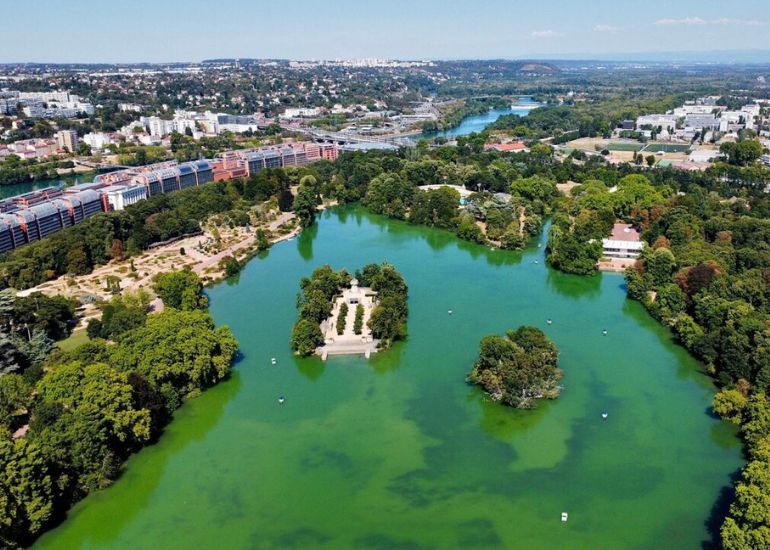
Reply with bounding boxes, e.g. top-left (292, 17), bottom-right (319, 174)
top-left (468, 326), bottom-right (561, 409)
top-left (290, 262), bottom-right (408, 359)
